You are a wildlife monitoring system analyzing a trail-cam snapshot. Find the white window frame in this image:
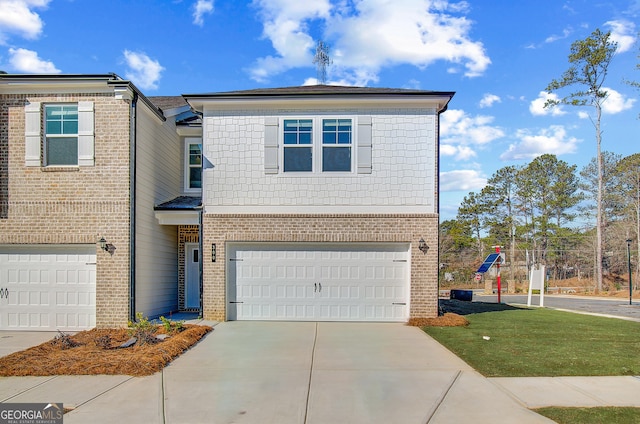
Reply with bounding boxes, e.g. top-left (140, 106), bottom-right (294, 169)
top-left (279, 116), bottom-right (355, 175)
top-left (44, 104), bottom-right (79, 167)
top-left (184, 137), bottom-right (203, 193)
